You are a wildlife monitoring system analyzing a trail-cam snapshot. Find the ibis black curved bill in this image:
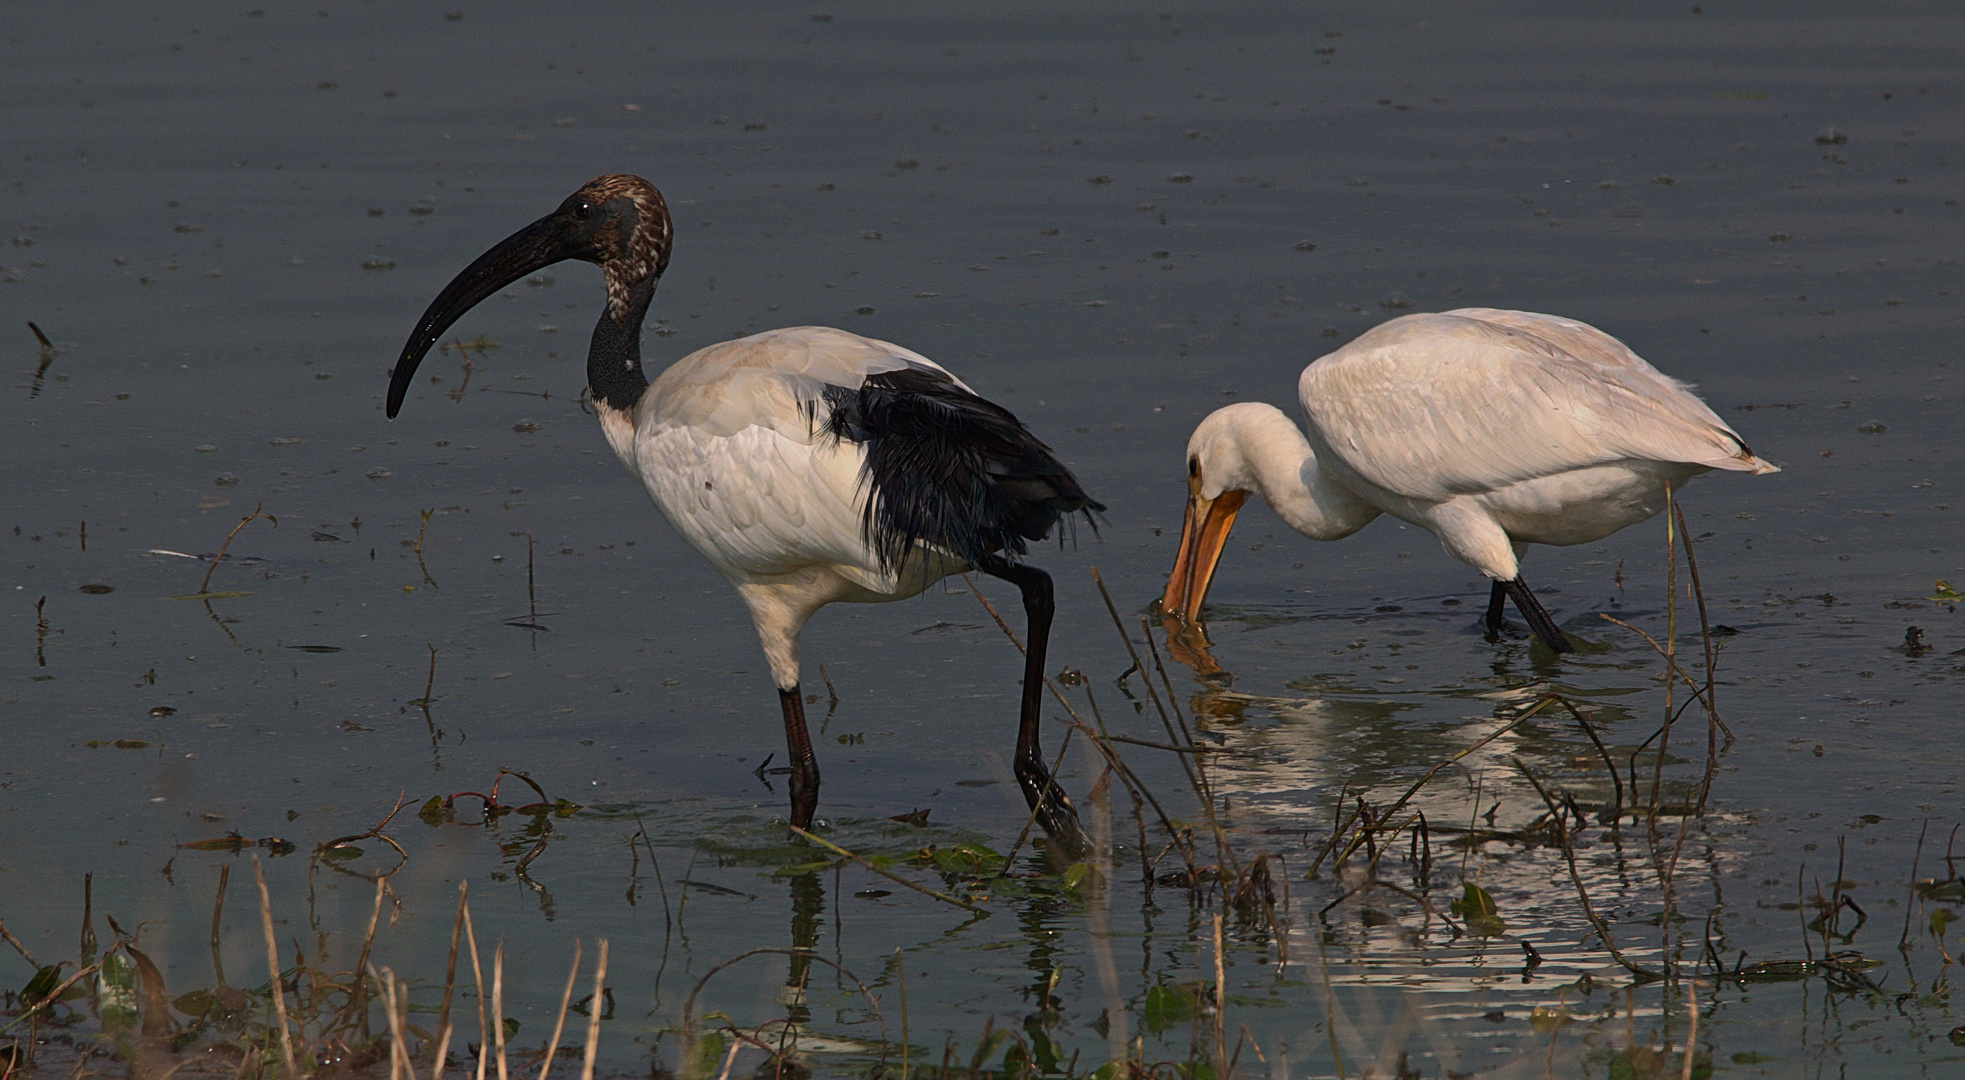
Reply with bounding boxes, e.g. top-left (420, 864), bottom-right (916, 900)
top-left (385, 212), bottom-right (582, 418)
